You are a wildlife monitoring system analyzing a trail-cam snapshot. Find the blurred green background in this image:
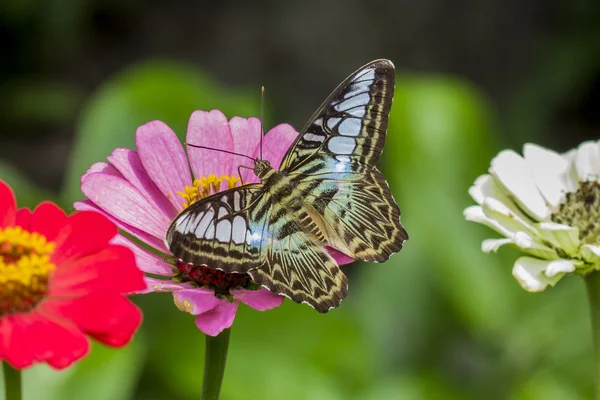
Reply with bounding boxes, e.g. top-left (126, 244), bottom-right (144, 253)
top-left (1, 1), bottom-right (600, 399)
